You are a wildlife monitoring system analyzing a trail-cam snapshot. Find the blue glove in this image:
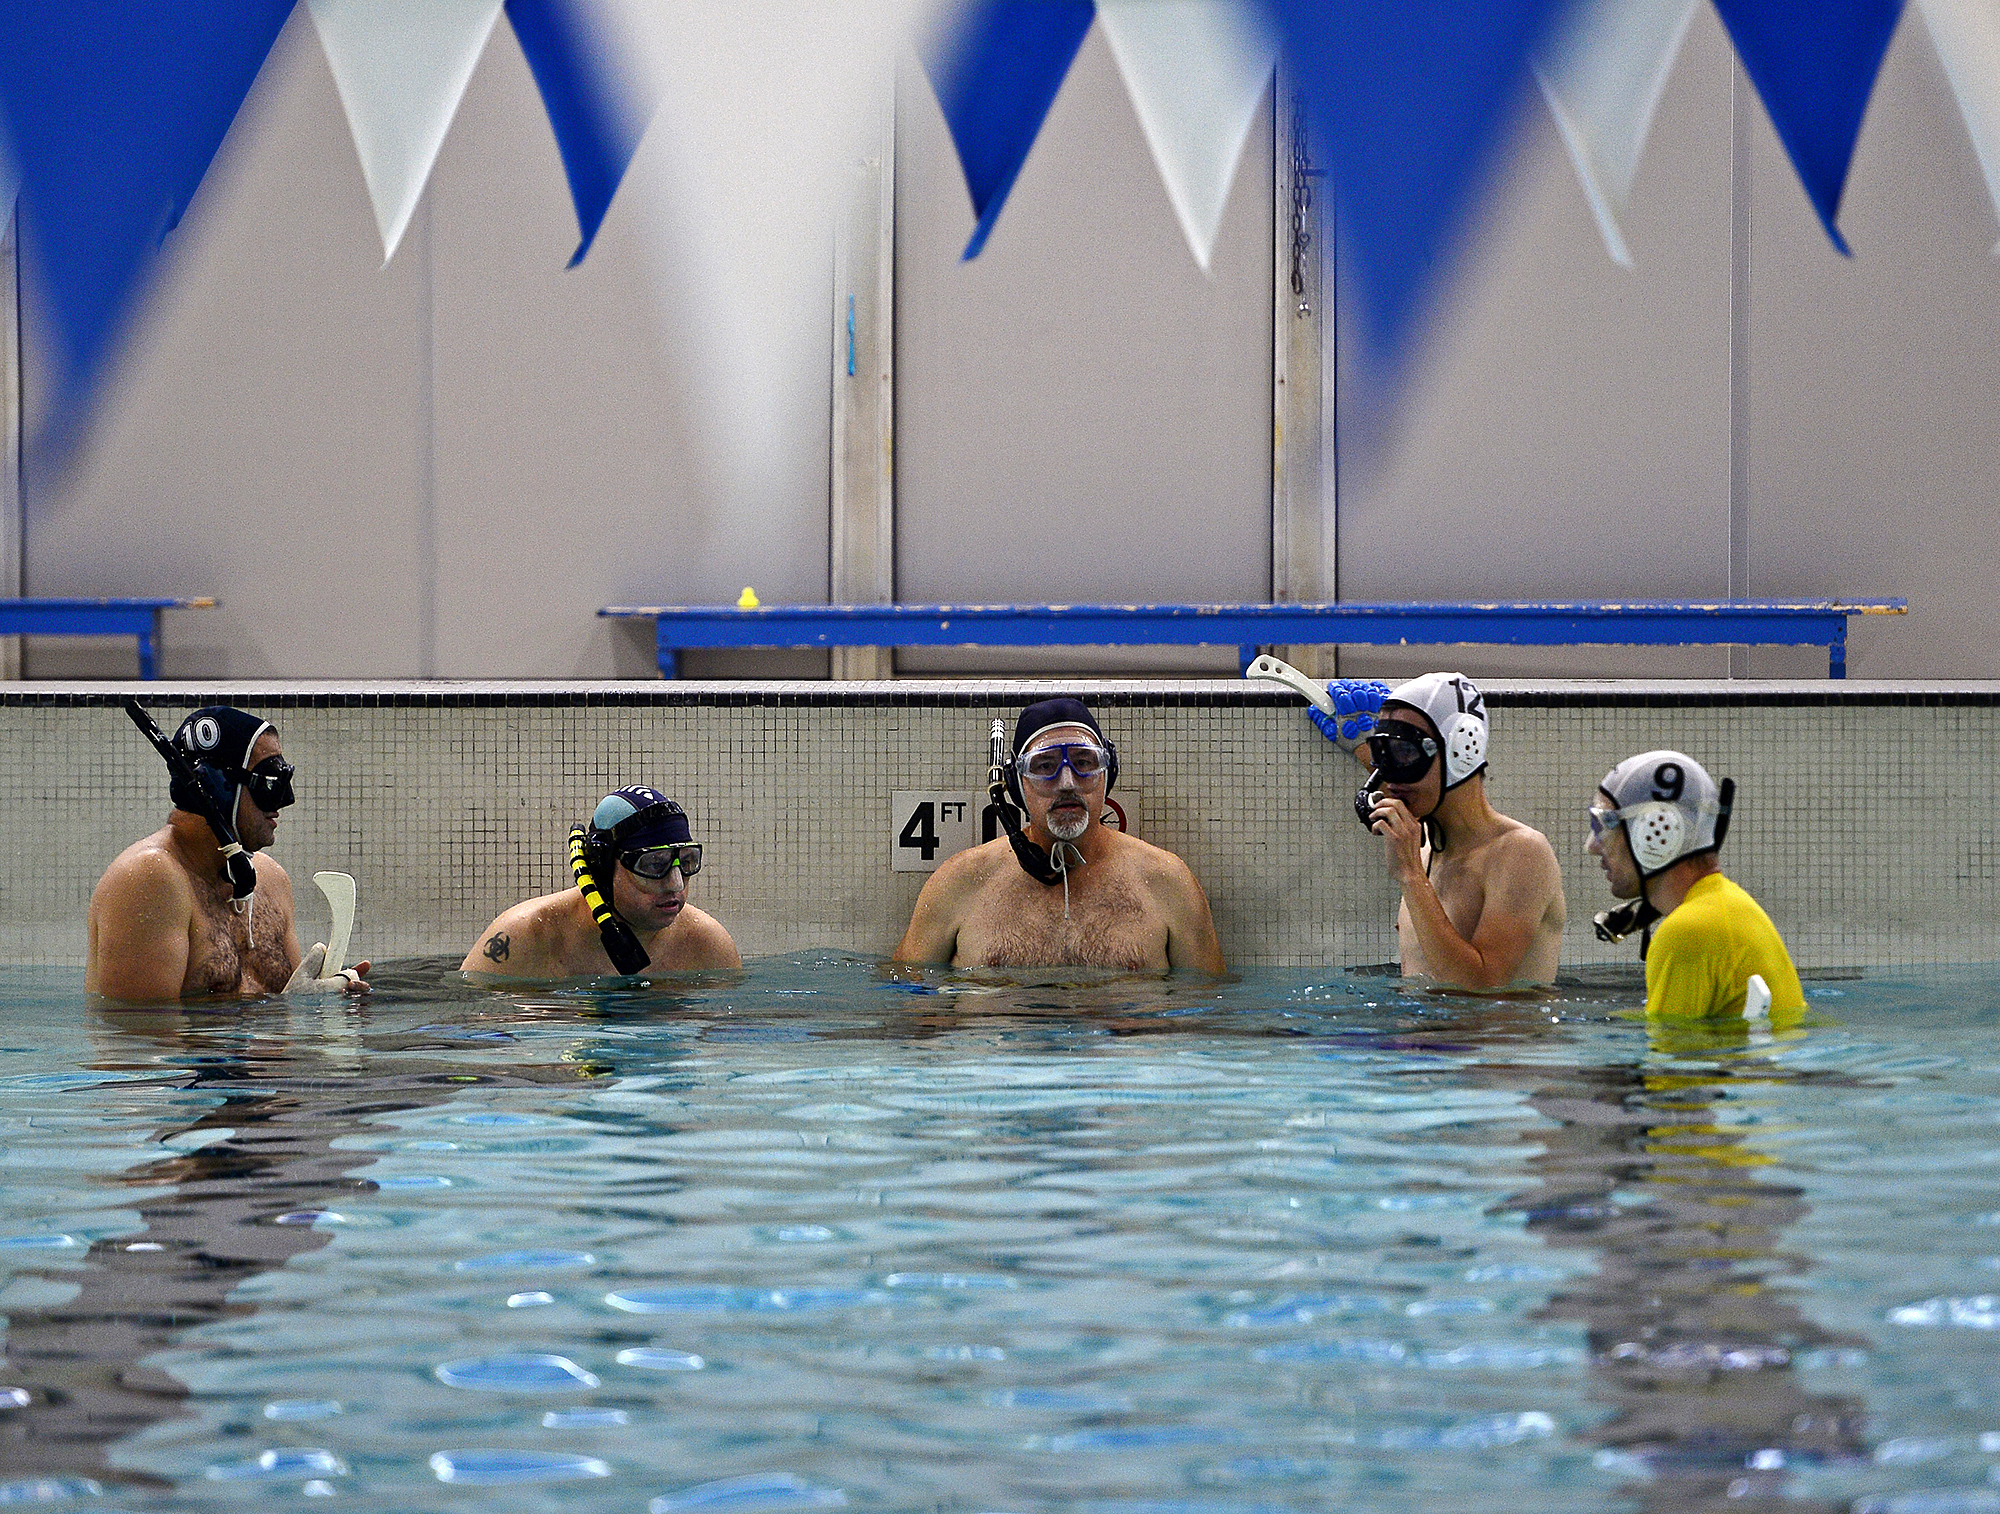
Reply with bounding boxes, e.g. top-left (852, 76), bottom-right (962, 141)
top-left (1309, 679), bottom-right (1392, 751)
